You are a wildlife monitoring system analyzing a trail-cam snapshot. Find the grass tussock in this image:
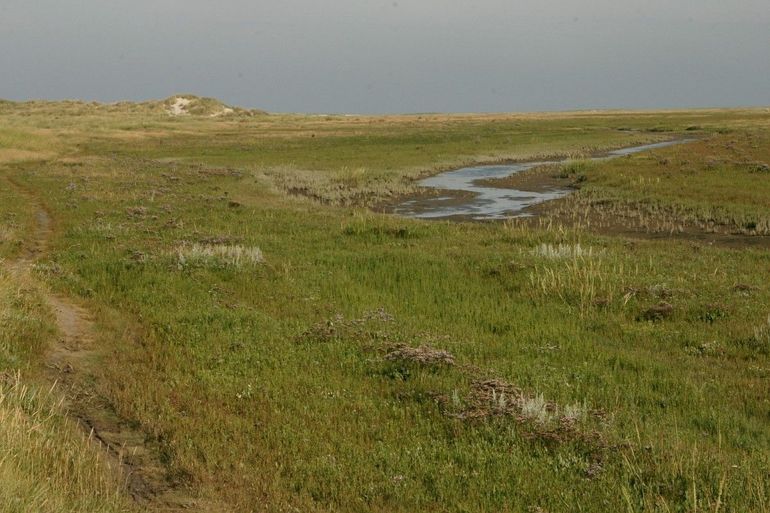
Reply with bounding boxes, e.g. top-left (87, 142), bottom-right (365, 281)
top-left (446, 378), bottom-right (605, 450)
top-left (530, 242), bottom-right (596, 259)
top-left (256, 165), bottom-right (416, 206)
top-left (528, 256), bottom-right (622, 310)
top-left (175, 243), bottom-right (264, 269)
top-left (558, 158), bottom-right (596, 179)
top-left (0, 225), bottom-right (14, 244)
